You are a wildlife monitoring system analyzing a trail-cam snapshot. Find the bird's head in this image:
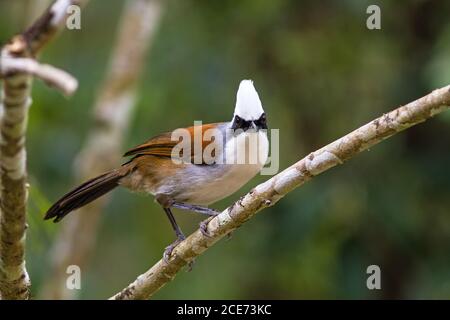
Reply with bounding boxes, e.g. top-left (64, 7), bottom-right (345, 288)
top-left (231, 80), bottom-right (267, 131)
